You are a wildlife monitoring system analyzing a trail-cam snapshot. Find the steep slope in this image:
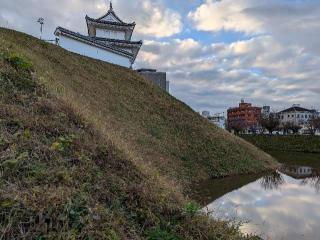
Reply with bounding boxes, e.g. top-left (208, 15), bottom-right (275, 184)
top-left (0, 28), bottom-right (277, 191)
top-left (0, 39), bottom-right (258, 239)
